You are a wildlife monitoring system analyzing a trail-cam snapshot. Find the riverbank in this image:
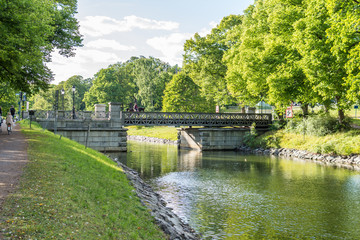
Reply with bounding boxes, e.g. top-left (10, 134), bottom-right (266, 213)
top-left (116, 161), bottom-right (199, 239)
top-left (0, 121), bottom-right (167, 239)
top-left (237, 146), bottom-right (360, 171)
